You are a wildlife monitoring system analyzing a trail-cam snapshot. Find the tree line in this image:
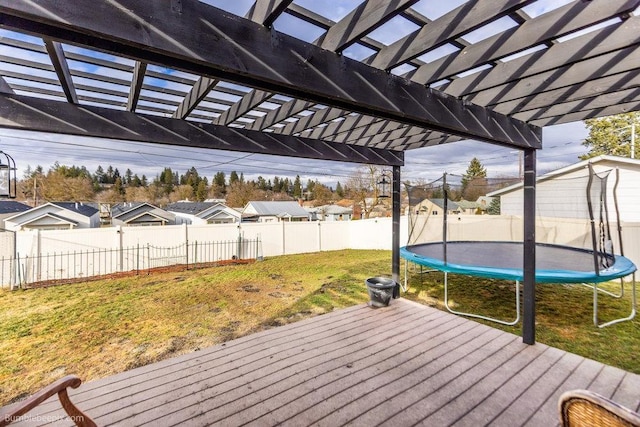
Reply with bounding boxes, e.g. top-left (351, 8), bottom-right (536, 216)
top-left (17, 163), bottom-right (347, 208)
